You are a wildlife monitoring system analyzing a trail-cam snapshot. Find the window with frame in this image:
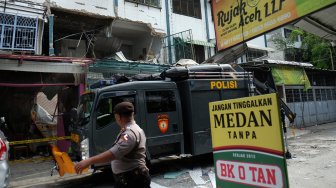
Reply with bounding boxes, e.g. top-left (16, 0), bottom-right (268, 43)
top-left (96, 95), bottom-right (135, 129)
top-left (284, 28), bottom-right (299, 42)
top-left (172, 0), bottom-right (202, 19)
top-left (247, 49), bottom-right (267, 61)
top-left (78, 92), bottom-right (95, 125)
top-left (284, 48), bottom-right (303, 62)
top-left (146, 91), bottom-right (176, 113)
top-left (126, 0), bottom-right (161, 8)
